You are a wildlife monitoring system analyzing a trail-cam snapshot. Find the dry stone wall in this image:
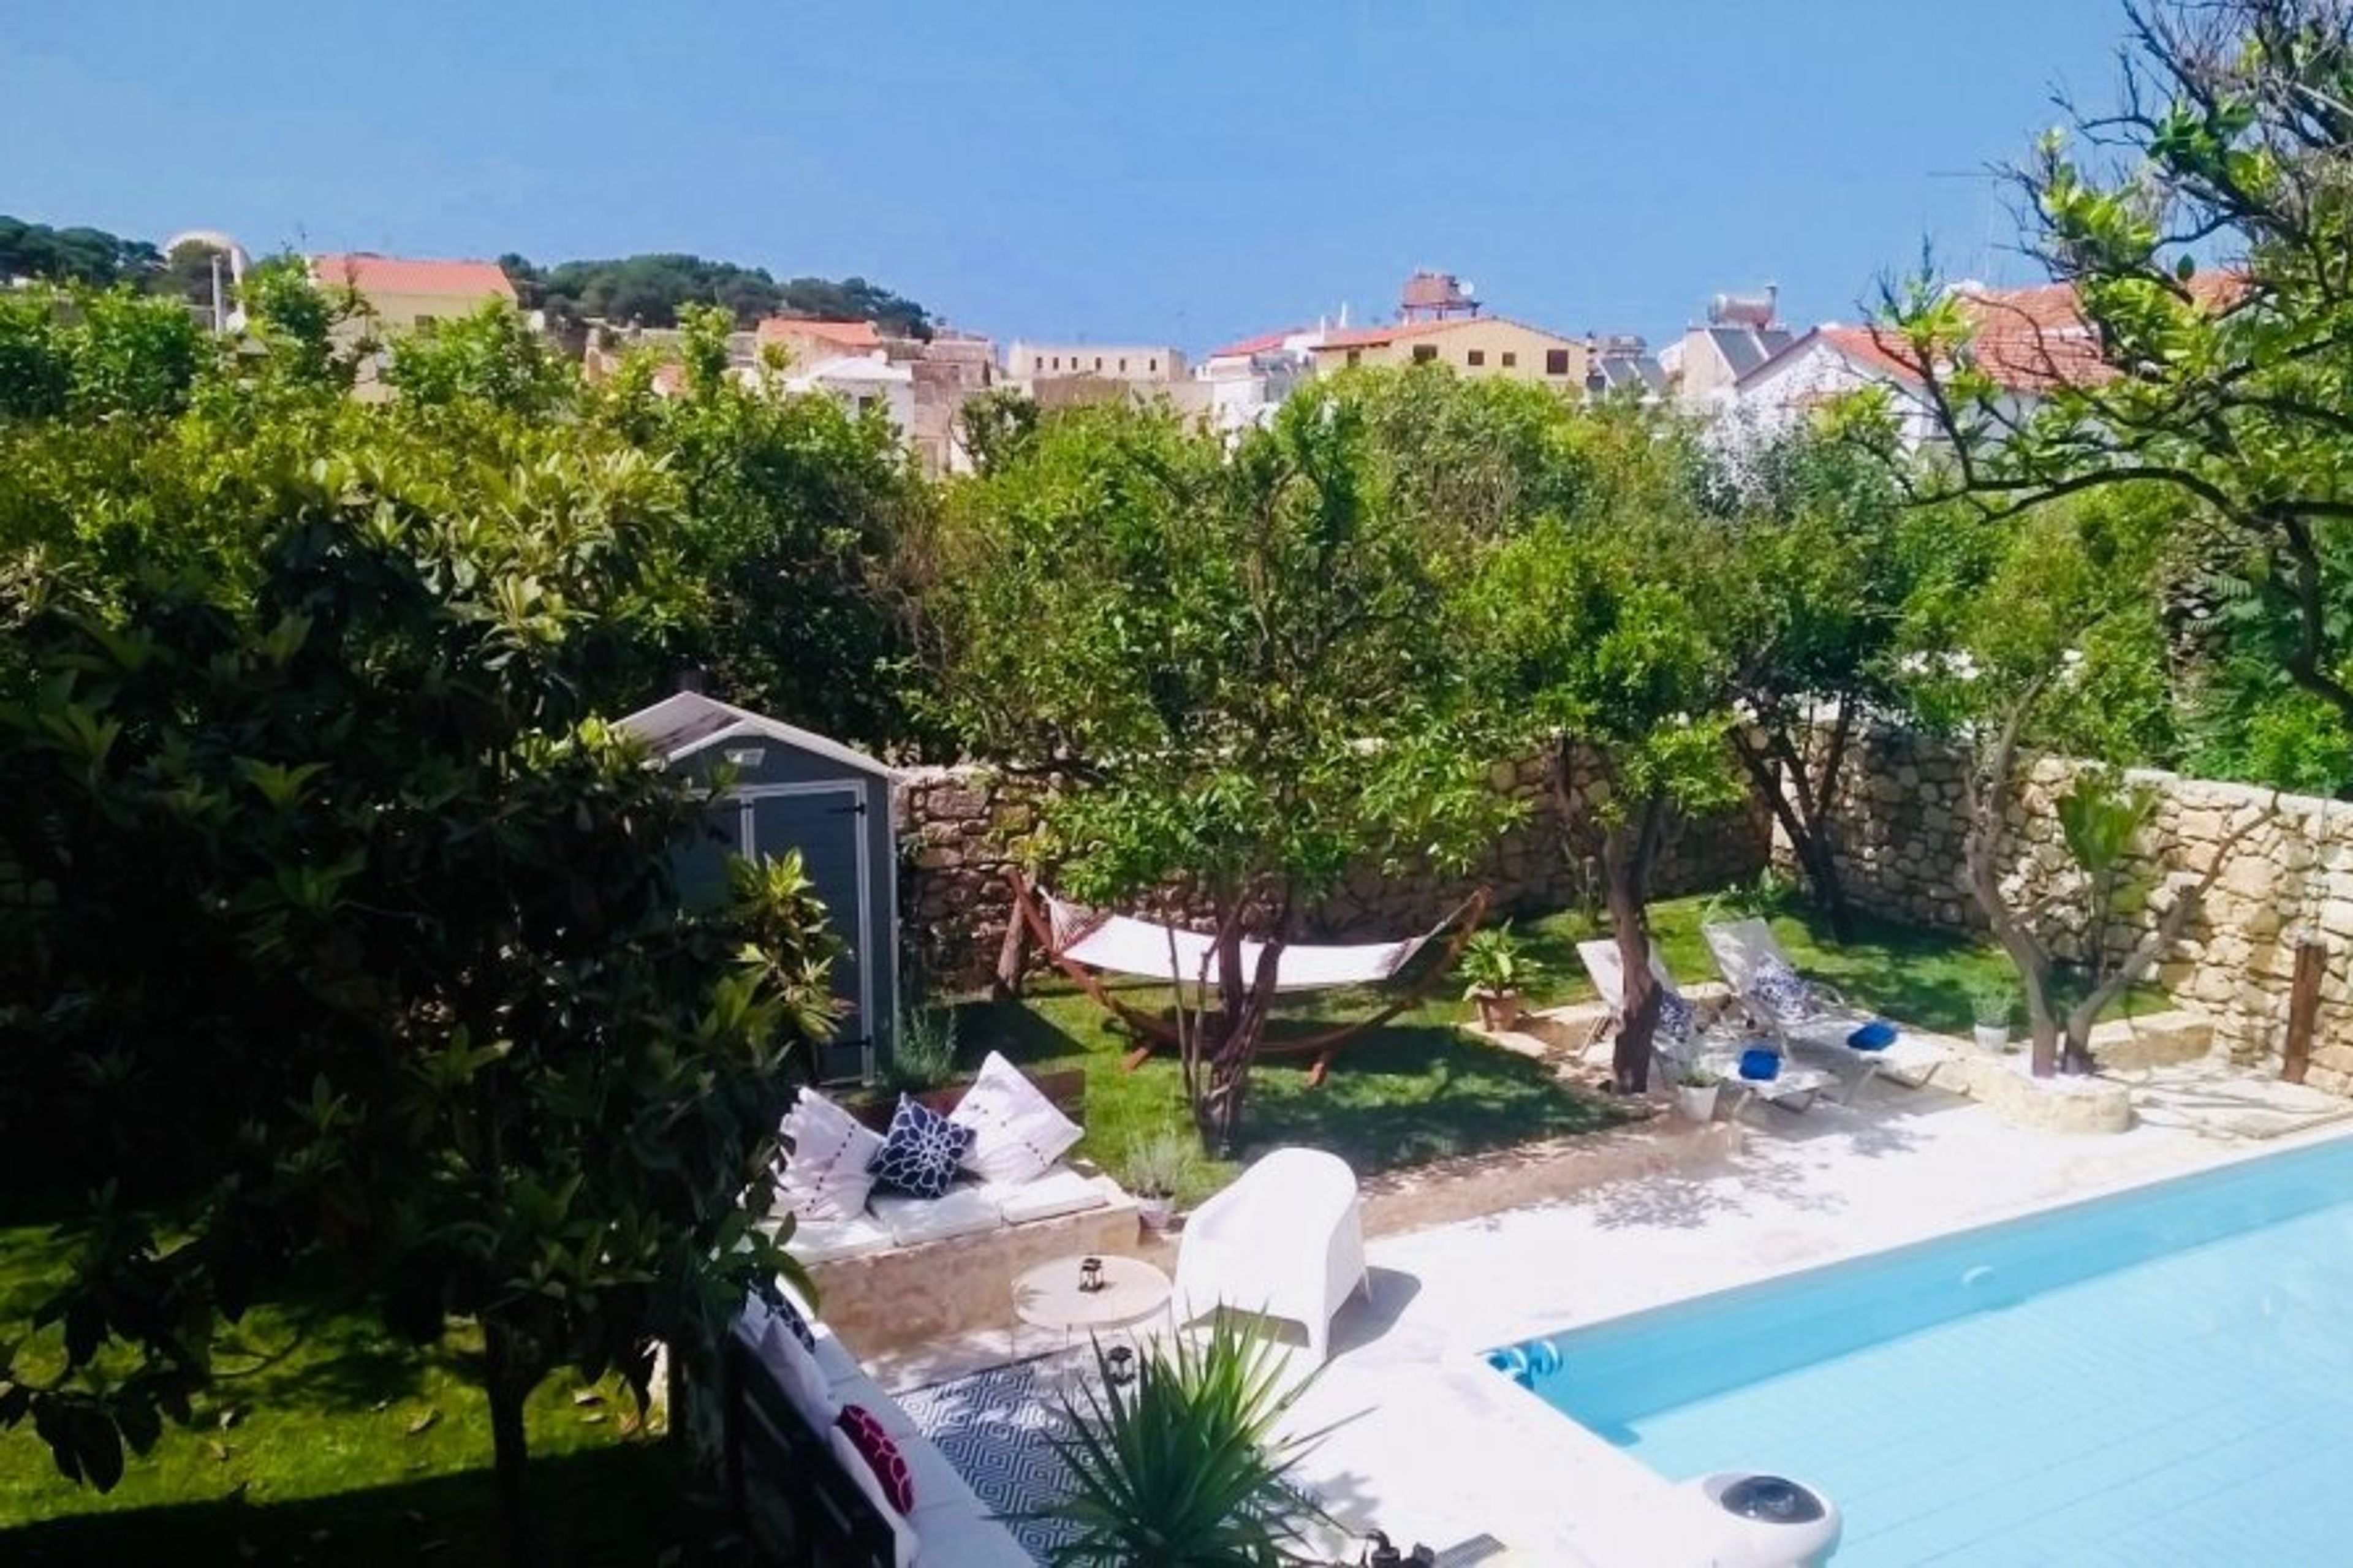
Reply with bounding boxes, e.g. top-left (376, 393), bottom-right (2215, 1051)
top-left (896, 751), bottom-right (1770, 991)
top-left (1797, 726), bottom-right (2353, 1091)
